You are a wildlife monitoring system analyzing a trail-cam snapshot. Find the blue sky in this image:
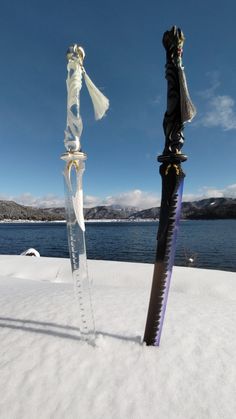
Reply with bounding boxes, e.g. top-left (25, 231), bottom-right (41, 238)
top-left (0, 0), bottom-right (236, 208)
